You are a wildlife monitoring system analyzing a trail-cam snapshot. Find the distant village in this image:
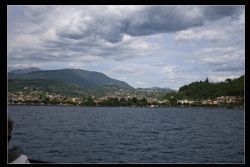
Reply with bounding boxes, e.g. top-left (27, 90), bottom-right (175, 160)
top-left (8, 91), bottom-right (165, 106)
top-left (8, 90), bottom-right (243, 108)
